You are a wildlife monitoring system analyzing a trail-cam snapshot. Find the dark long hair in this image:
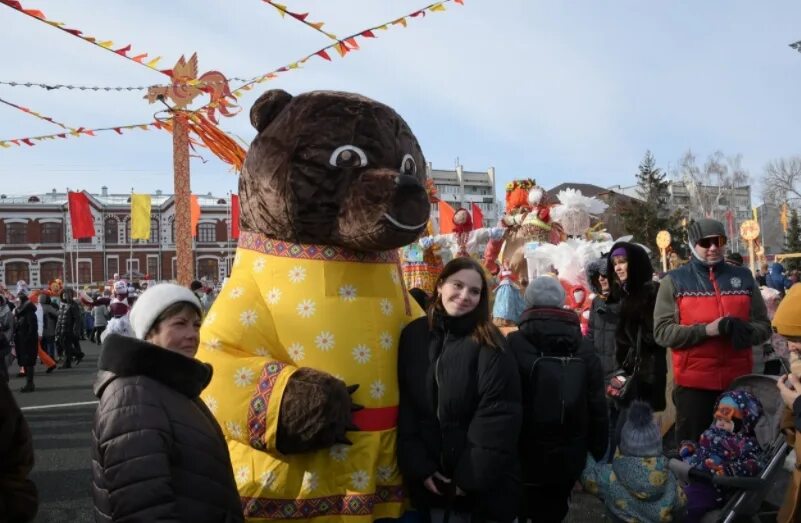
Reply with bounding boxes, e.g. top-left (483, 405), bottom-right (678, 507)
top-left (428, 257), bottom-right (501, 349)
top-left (607, 242), bottom-right (654, 303)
